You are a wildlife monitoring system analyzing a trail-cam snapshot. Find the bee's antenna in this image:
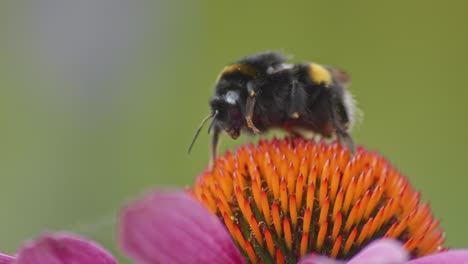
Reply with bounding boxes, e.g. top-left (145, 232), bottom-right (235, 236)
top-left (207, 110), bottom-right (219, 135)
top-left (188, 111), bottom-right (216, 154)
